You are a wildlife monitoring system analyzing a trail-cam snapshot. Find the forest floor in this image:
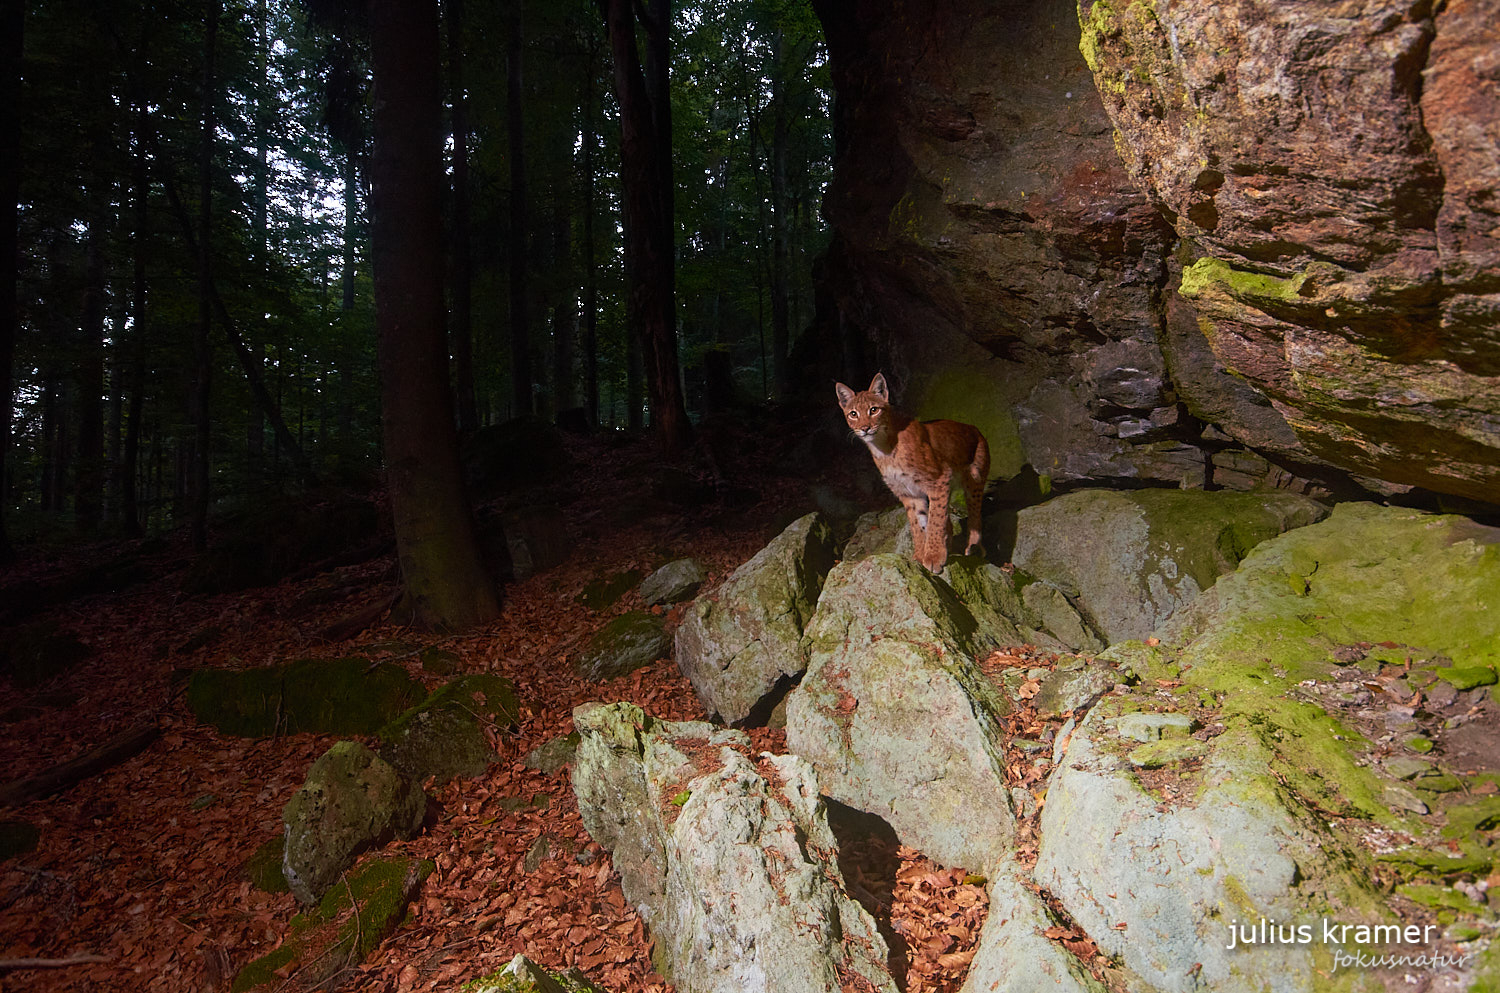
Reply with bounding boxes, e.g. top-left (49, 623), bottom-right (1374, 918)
top-left (0, 408), bottom-right (1077, 993)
